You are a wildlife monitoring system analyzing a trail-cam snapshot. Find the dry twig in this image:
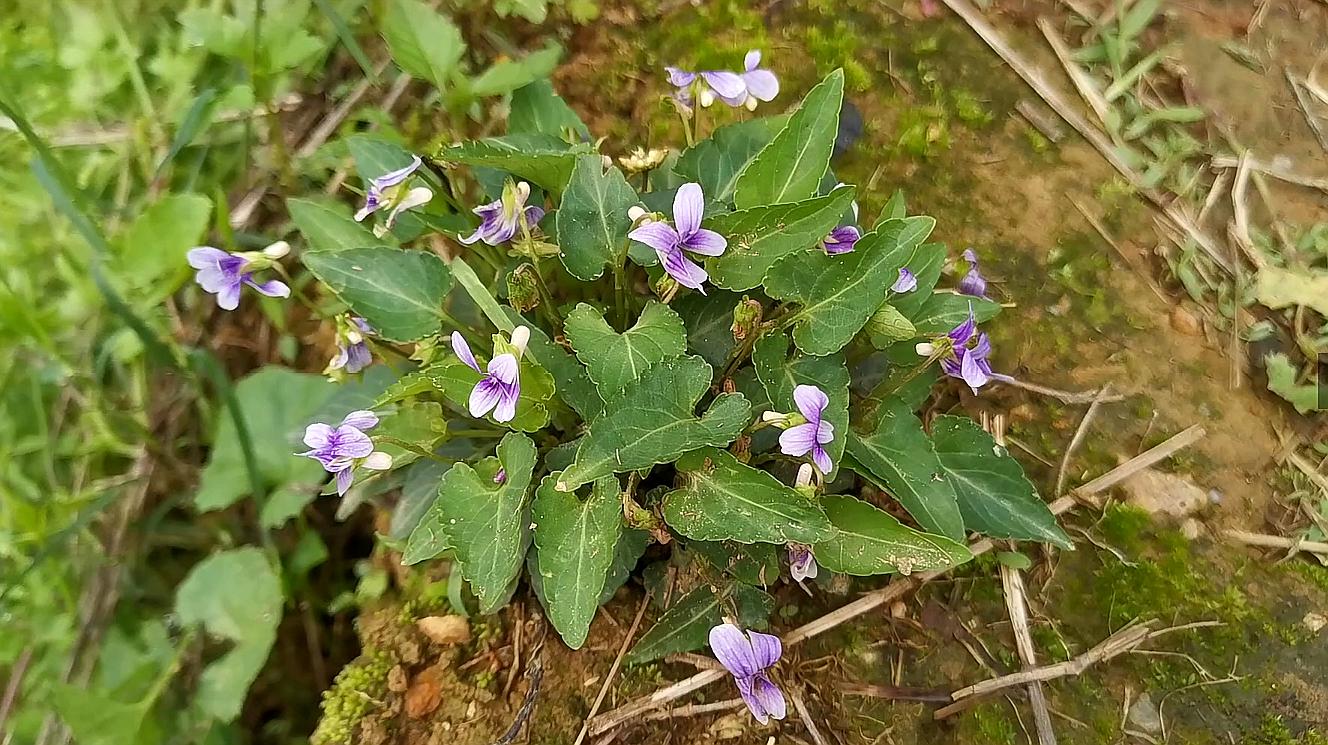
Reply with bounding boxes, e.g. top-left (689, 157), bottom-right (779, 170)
top-left (1223, 529), bottom-right (1328, 557)
top-left (1000, 566), bottom-right (1057, 744)
top-left (1055, 384), bottom-right (1114, 496)
top-left (573, 594), bottom-right (651, 745)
